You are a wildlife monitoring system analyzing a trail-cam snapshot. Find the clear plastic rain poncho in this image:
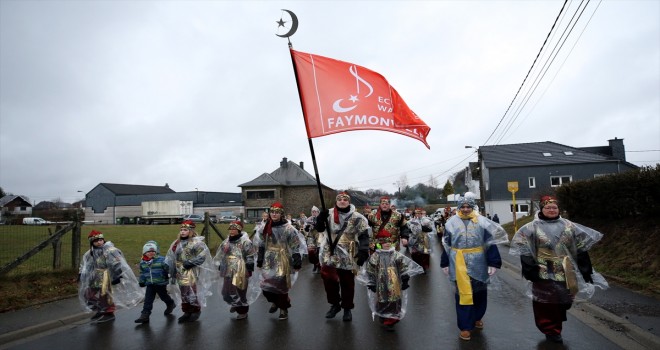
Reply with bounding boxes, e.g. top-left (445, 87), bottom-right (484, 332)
top-left (407, 216), bottom-right (435, 254)
top-left (253, 221), bottom-right (307, 294)
top-left (442, 215), bottom-right (509, 286)
top-left (510, 213), bottom-right (608, 302)
top-left (303, 215), bottom-right (320, 249)
top-left (213, 232), bottom-right (261, 309)
top-left (357, 247), bottom-right (424, 320)
top-left (165, 235), bottom-right (216, 308)
top-left (317, 205), bottom-right (370, 271)
top-left (78, 241), bottom-right (142, 312)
